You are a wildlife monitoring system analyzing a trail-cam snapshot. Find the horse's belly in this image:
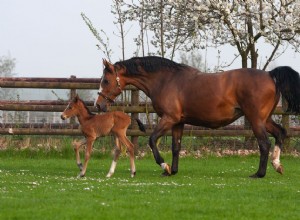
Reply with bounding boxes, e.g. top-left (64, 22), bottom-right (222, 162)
top-left (183, 107), bottom-right (243, 129)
